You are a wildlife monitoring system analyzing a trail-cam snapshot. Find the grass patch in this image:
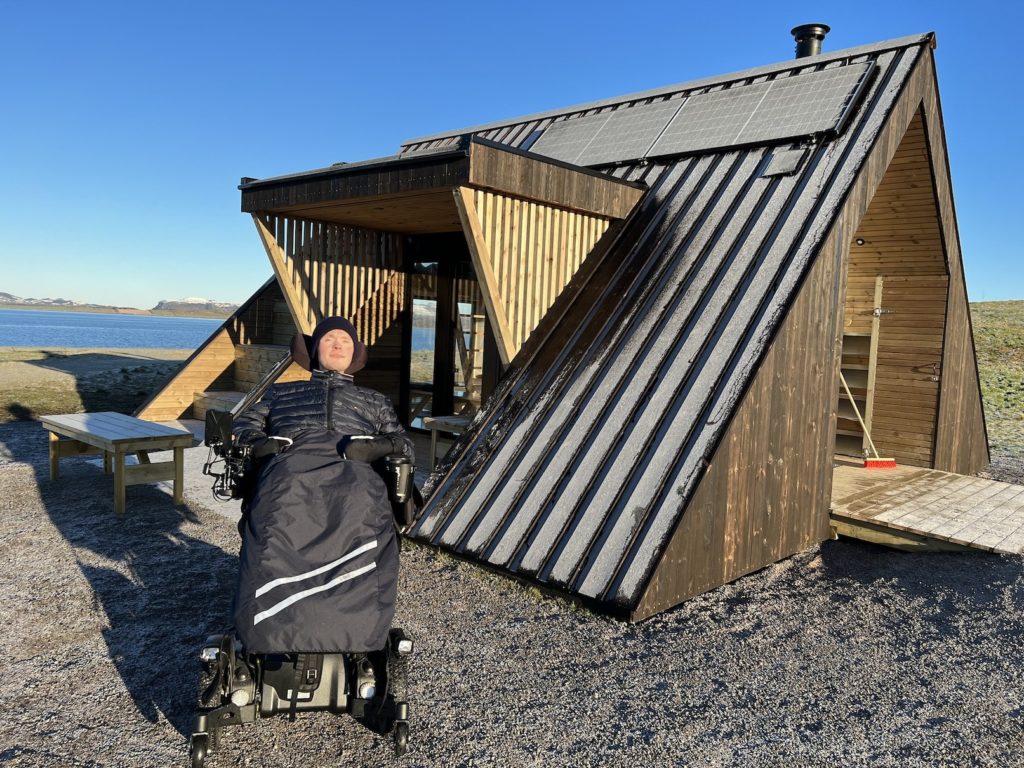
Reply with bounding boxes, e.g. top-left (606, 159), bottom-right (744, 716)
top-left (971, 301), bottom-right (1024, 452)
top-left (0, 361), bottom-right (183, 424)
